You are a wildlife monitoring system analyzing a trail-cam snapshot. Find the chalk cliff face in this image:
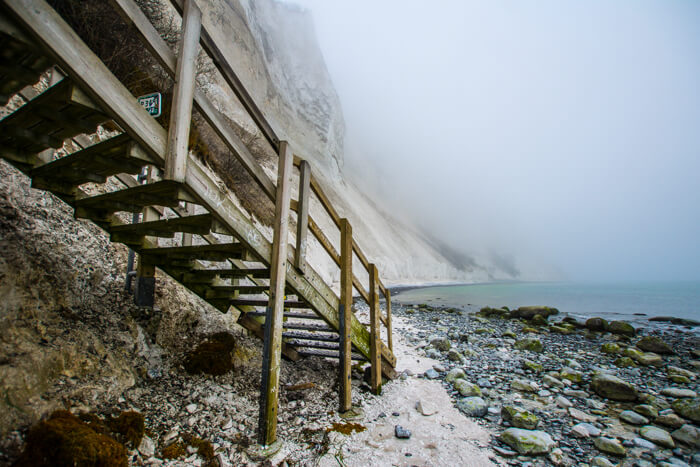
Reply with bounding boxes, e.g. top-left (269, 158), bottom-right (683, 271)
top-left (198, 0), bottom-right (512, 285)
